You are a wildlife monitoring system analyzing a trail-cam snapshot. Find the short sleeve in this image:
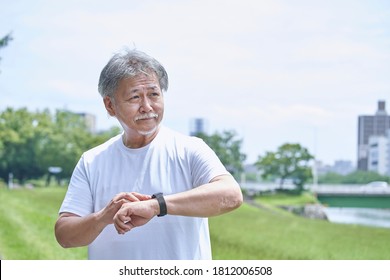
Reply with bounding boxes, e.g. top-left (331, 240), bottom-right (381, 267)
top-left (58, 154), bottom-right (94, 217)
top-left (189, 138), bottom-right (229, 187)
